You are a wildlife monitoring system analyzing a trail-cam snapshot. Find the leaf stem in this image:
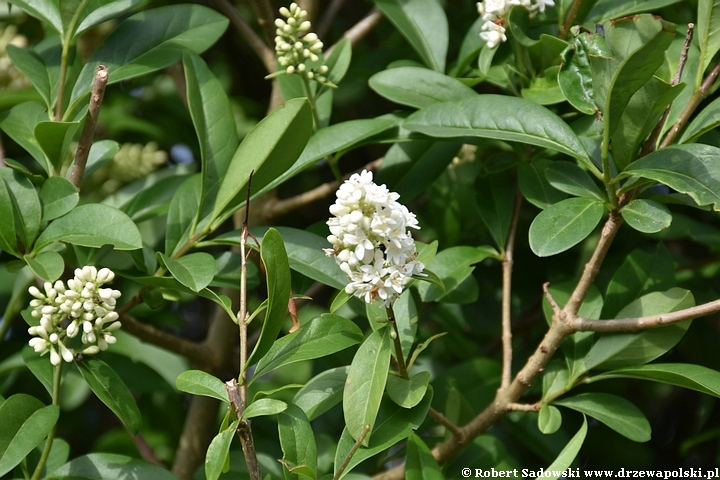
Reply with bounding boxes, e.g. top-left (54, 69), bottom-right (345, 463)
top-left (31, 362), bottom-right (63, 480)
top-left (560, 0), bottom-right (582, 39)
top-left (500, 189), bottom-right (522, 390)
